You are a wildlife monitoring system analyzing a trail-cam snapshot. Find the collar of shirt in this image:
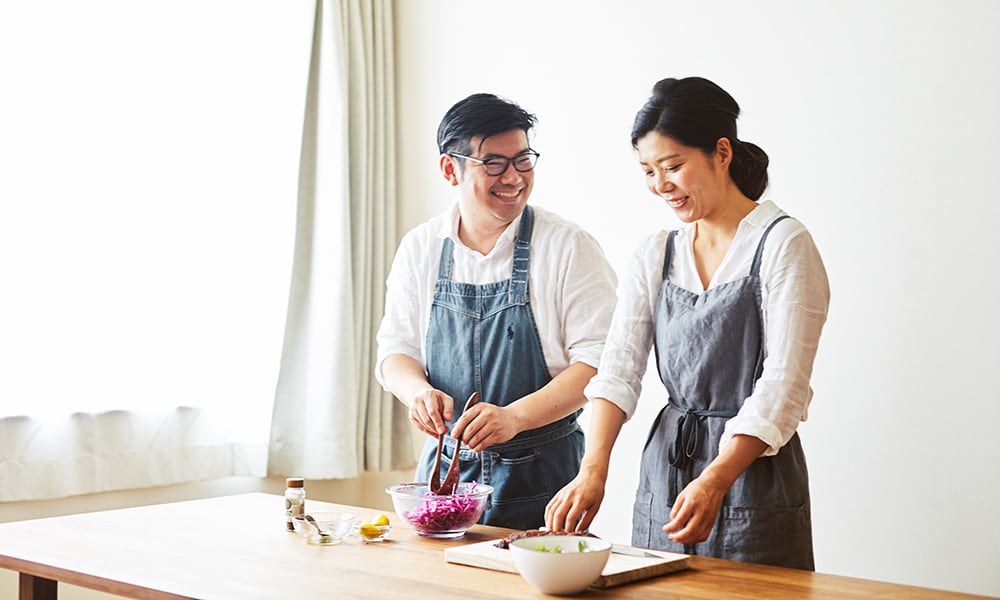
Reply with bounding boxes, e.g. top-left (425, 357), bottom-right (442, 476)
top-left (670, 200), bottom-right (784, 292)
top-left (678, 200), bottom-right (782, 240)
top-left (435, 202), bottom-right (522, 259)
